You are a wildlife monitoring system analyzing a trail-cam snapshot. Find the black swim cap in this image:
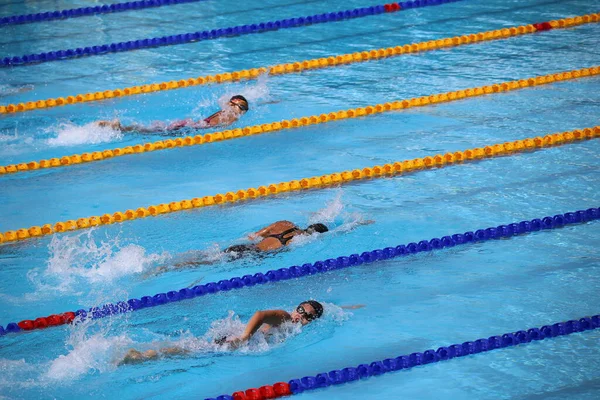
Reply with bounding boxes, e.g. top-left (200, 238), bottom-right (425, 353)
top-left (306, 223), bottom-right (328, 234)
top-left (301, 300), bottom-right (324, 319)
top-left (230, 95), bottom-right (249, 111)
